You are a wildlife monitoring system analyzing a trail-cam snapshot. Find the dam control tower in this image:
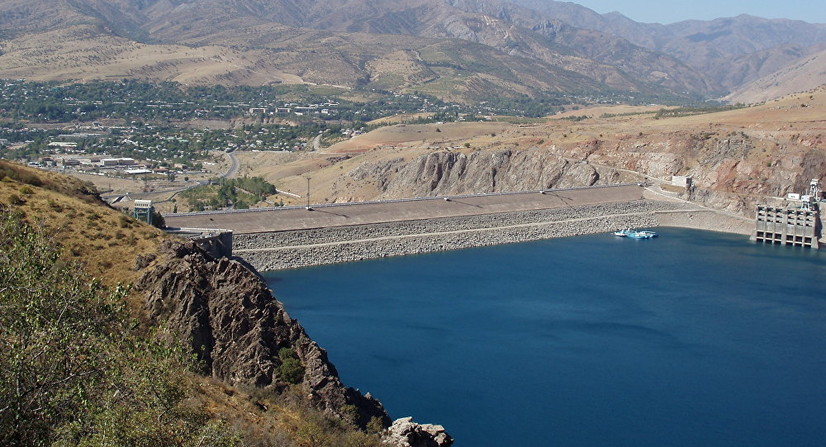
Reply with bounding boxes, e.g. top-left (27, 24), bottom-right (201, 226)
top-left (754, 179), bottom-right (822, 249)
top-left (805, 178), bottom-right (822, 210)
top-left (133, 200), bottom-right (154, 226)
